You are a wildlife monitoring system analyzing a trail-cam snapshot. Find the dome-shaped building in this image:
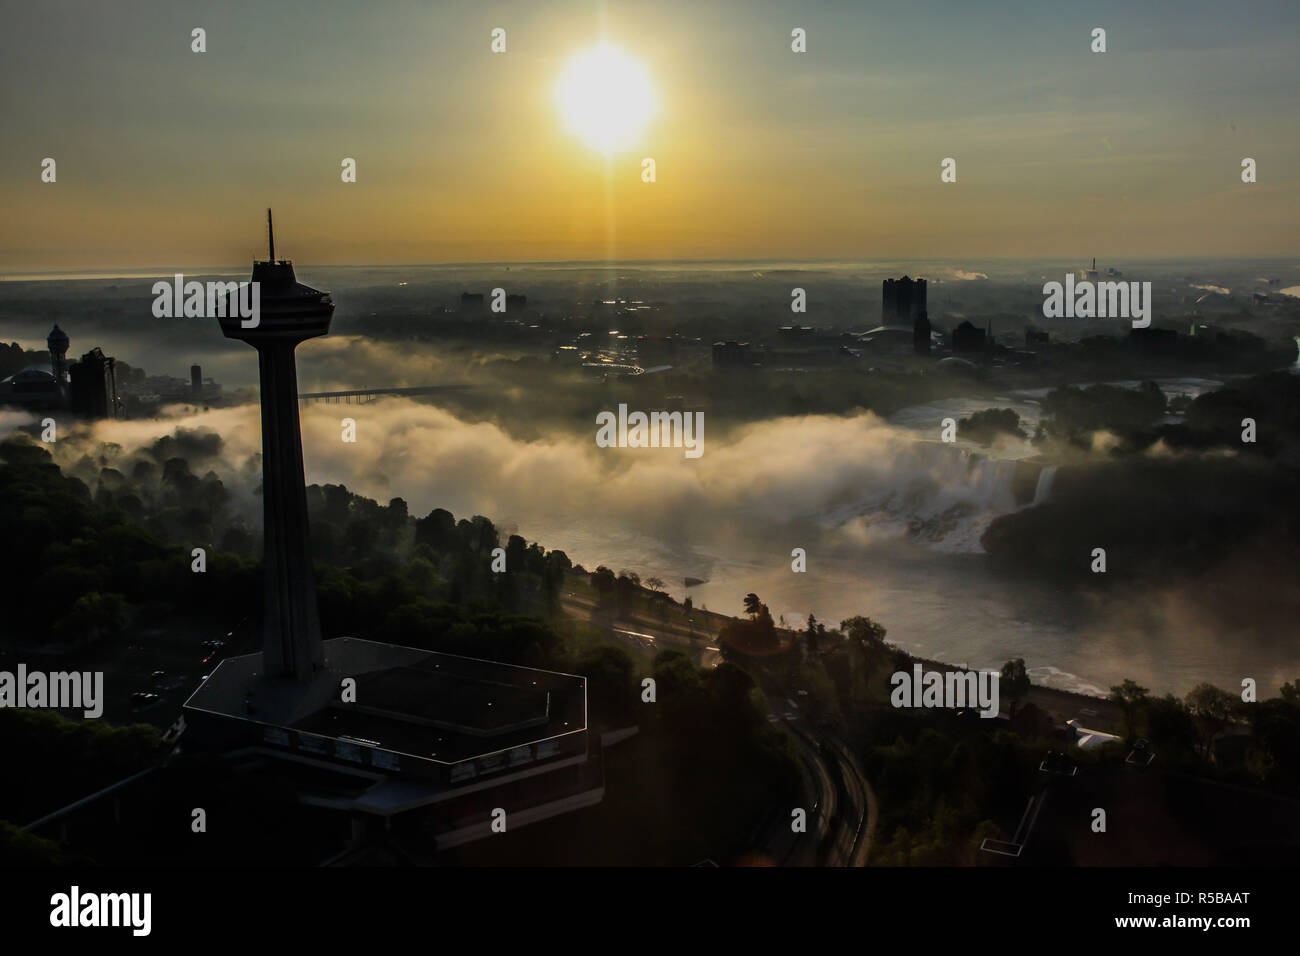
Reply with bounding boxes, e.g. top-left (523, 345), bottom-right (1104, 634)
top-left (0, 362), bottom-right (64, 409)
